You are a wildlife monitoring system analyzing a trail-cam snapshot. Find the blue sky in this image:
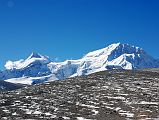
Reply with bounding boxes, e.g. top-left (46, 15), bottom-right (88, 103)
top-left (0, 0), bottom-right (159, 69)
